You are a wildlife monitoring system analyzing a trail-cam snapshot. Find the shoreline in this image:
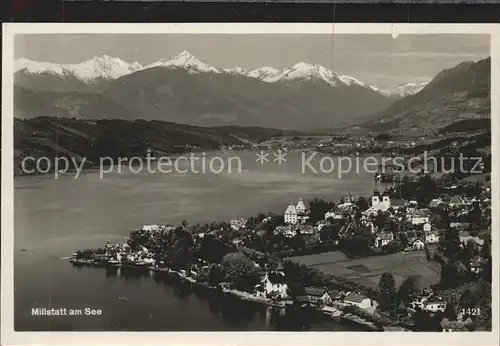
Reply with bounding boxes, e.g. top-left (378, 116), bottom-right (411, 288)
top-left (68, 258), bottom-right (382, 331)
